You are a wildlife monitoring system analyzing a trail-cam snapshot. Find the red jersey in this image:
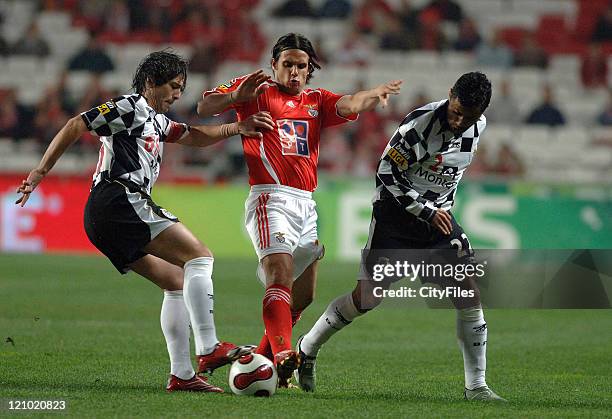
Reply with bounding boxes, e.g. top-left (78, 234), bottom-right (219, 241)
top-left (204, 76), bottom-right (357, 192)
